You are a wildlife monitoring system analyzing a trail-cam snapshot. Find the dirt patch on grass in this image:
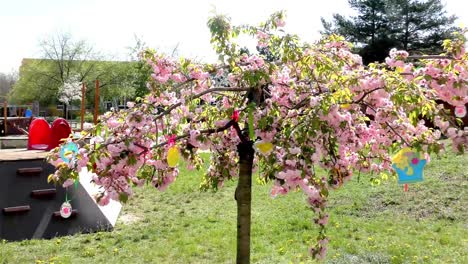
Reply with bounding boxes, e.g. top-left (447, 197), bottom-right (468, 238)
top-left (119, 213), bottom-right (142, 225)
